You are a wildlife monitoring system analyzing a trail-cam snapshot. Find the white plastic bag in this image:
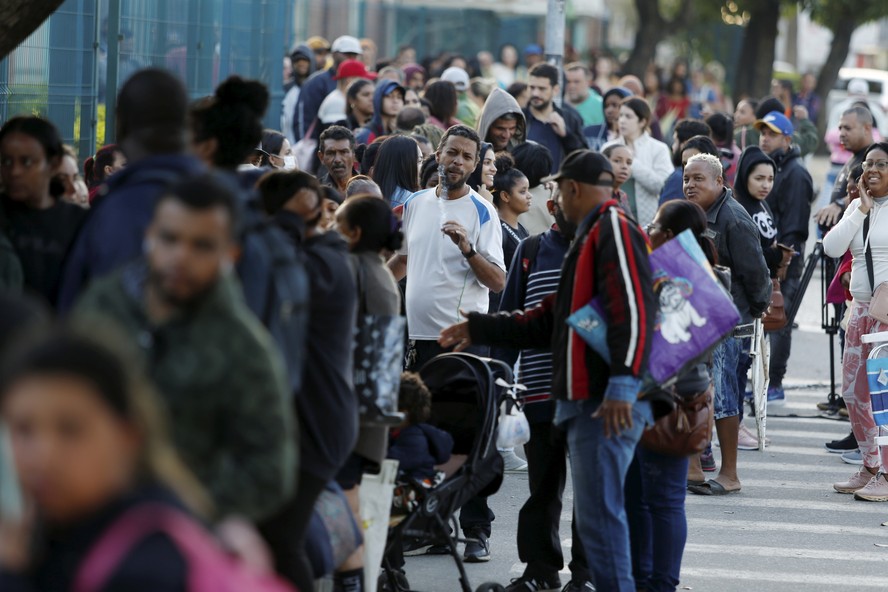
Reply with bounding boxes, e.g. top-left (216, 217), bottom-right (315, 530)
top-left (496, 382), bottom-right (531, 449)
top-left (360, 459), bottom-right (398, 592)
